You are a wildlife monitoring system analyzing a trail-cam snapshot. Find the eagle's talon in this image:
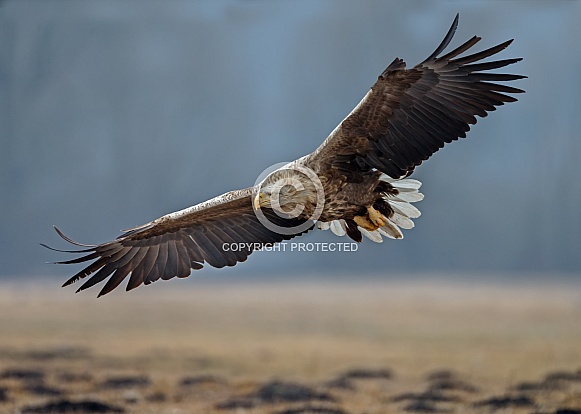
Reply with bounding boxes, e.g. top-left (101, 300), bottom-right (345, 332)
top-left (354, 206), bottom-right (386, 231)
top-left (354, 215), bottom-right (376, 231)
top-left (368, 206), bottom-right (386, 228)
